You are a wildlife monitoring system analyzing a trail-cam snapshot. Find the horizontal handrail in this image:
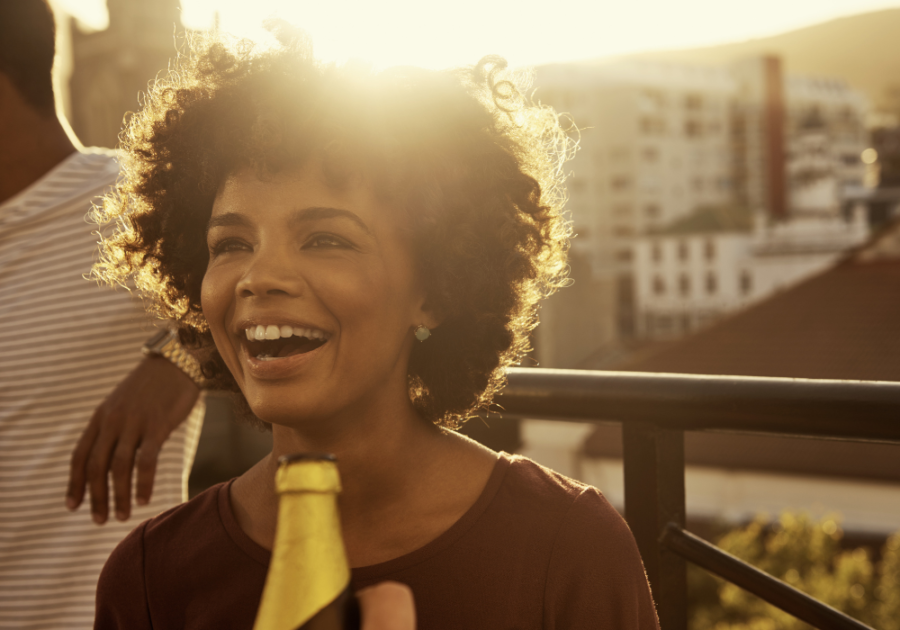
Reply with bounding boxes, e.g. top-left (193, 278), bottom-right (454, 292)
top-left (660, 524), bottom-right (874, 630)
top-left (499, 368), bottom-right (900, 442)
